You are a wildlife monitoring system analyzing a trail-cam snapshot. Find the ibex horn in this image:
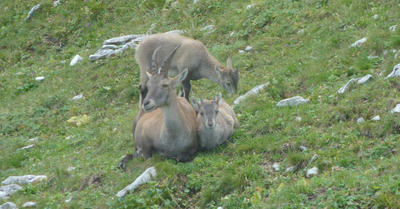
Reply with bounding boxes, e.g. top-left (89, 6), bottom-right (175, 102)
top-left (160, 44), bottom-right (181, 76)
top-left (151, 46), bottom-right (162, 74)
